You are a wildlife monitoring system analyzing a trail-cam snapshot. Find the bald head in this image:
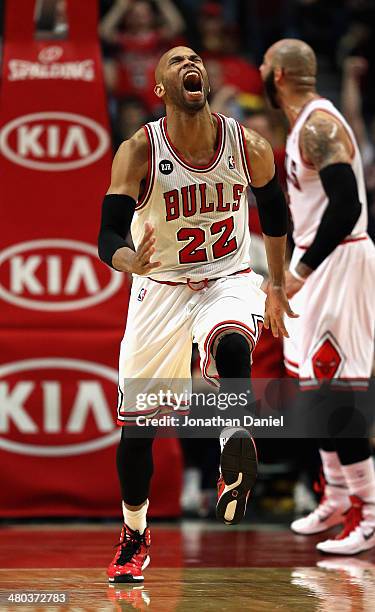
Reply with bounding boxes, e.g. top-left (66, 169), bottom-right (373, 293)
top-left (155, 46), bottom-right (198, 84)
top-left (267, 39), bottom-right (317, 92)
